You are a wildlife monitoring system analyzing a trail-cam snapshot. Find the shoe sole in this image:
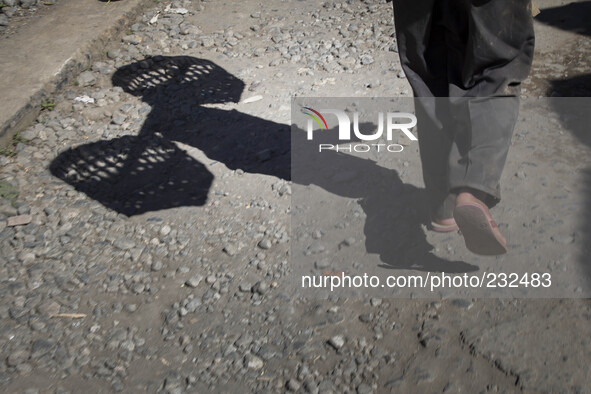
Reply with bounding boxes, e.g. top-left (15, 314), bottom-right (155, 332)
top-left (429, 221), bottom-right (459, 232)
top-left (453, 203), bottom-right (507, 256)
